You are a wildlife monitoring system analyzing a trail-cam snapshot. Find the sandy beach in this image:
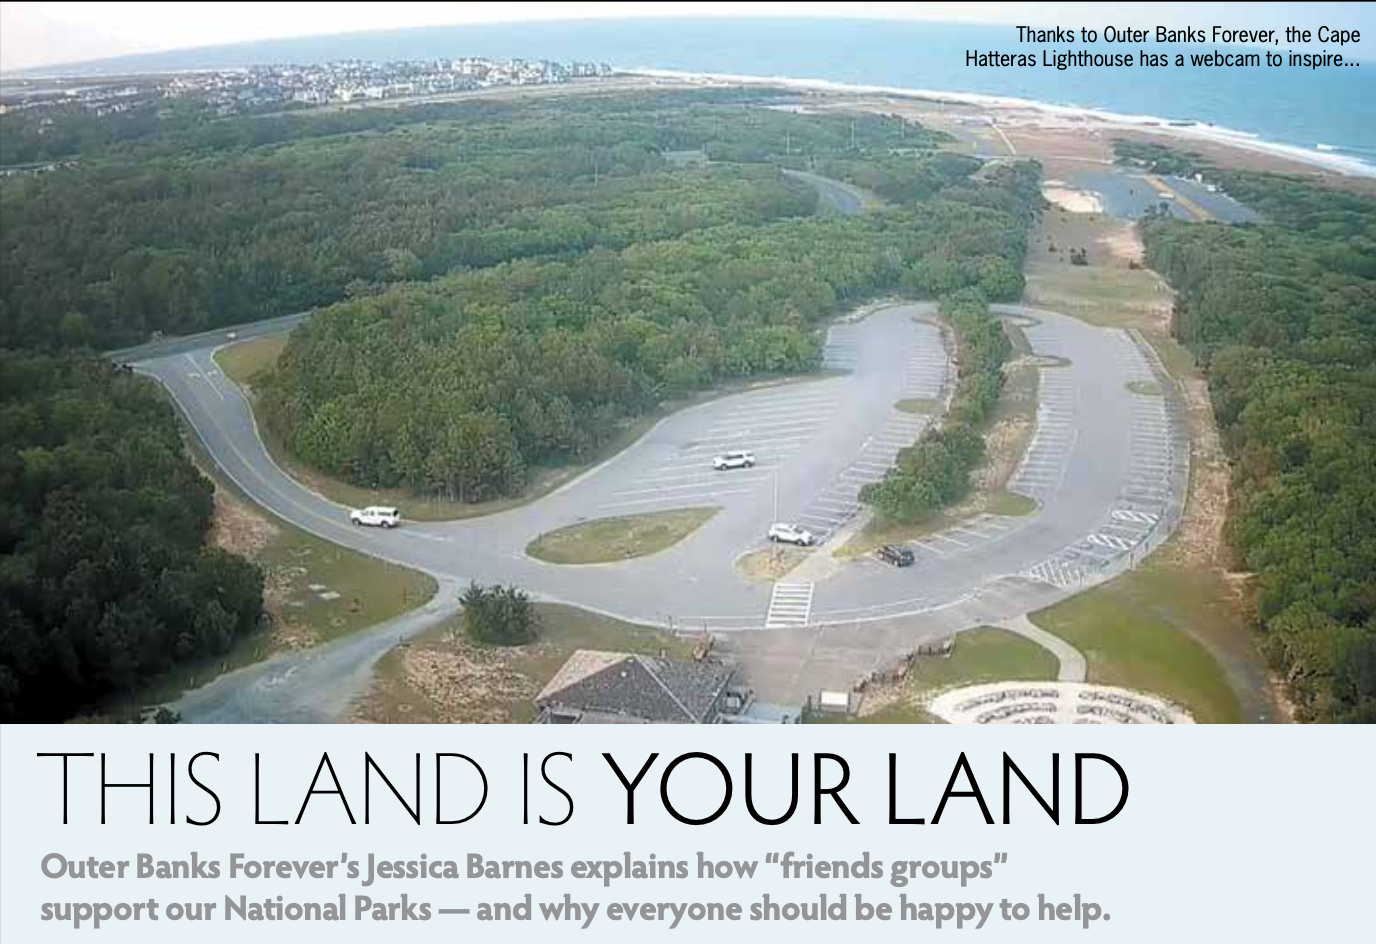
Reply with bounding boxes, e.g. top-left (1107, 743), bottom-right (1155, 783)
top-left (631, 68), bottom-right (1376, 186)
